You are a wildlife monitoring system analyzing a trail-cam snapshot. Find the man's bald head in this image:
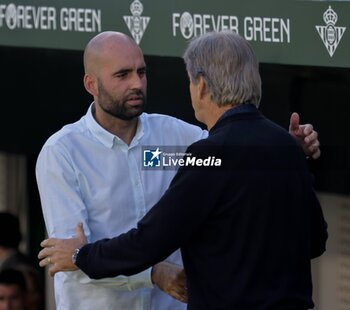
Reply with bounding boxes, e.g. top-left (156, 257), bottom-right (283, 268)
top-left (83, 31), bottom-right (140, 76)
top-left (82, 31), bottom-right (147, 122)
